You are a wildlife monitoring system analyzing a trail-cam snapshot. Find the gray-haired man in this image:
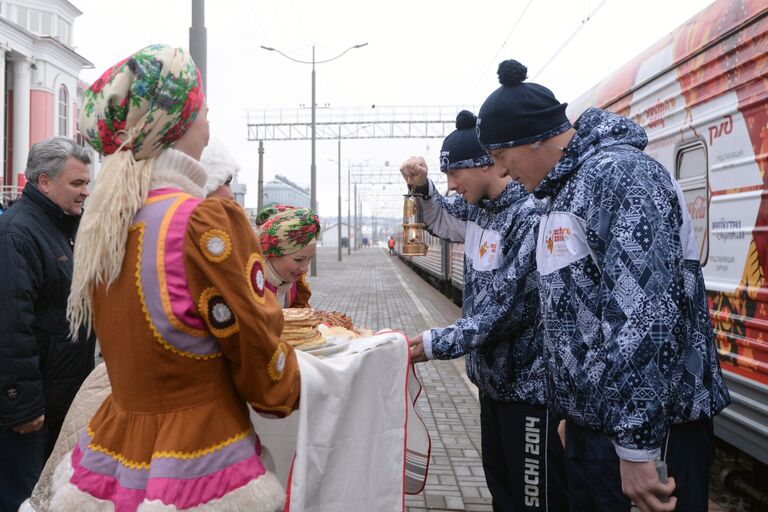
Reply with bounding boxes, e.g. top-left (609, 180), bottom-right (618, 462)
top-left (0, 137), bottom-right (96, 511)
